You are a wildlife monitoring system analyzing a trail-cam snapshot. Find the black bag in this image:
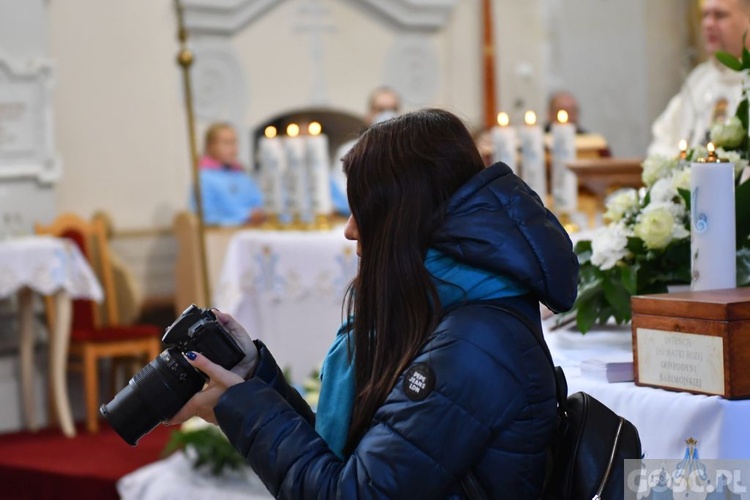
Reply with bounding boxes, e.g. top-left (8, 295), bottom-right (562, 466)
top-left (460, 305), bottom-right (642, 500)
